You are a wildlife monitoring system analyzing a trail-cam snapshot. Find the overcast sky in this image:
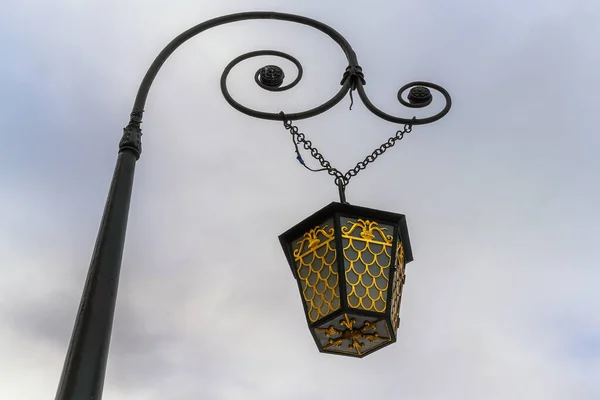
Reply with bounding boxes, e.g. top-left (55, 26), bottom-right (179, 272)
top-left (1, 0), bottom-right (599, 399)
